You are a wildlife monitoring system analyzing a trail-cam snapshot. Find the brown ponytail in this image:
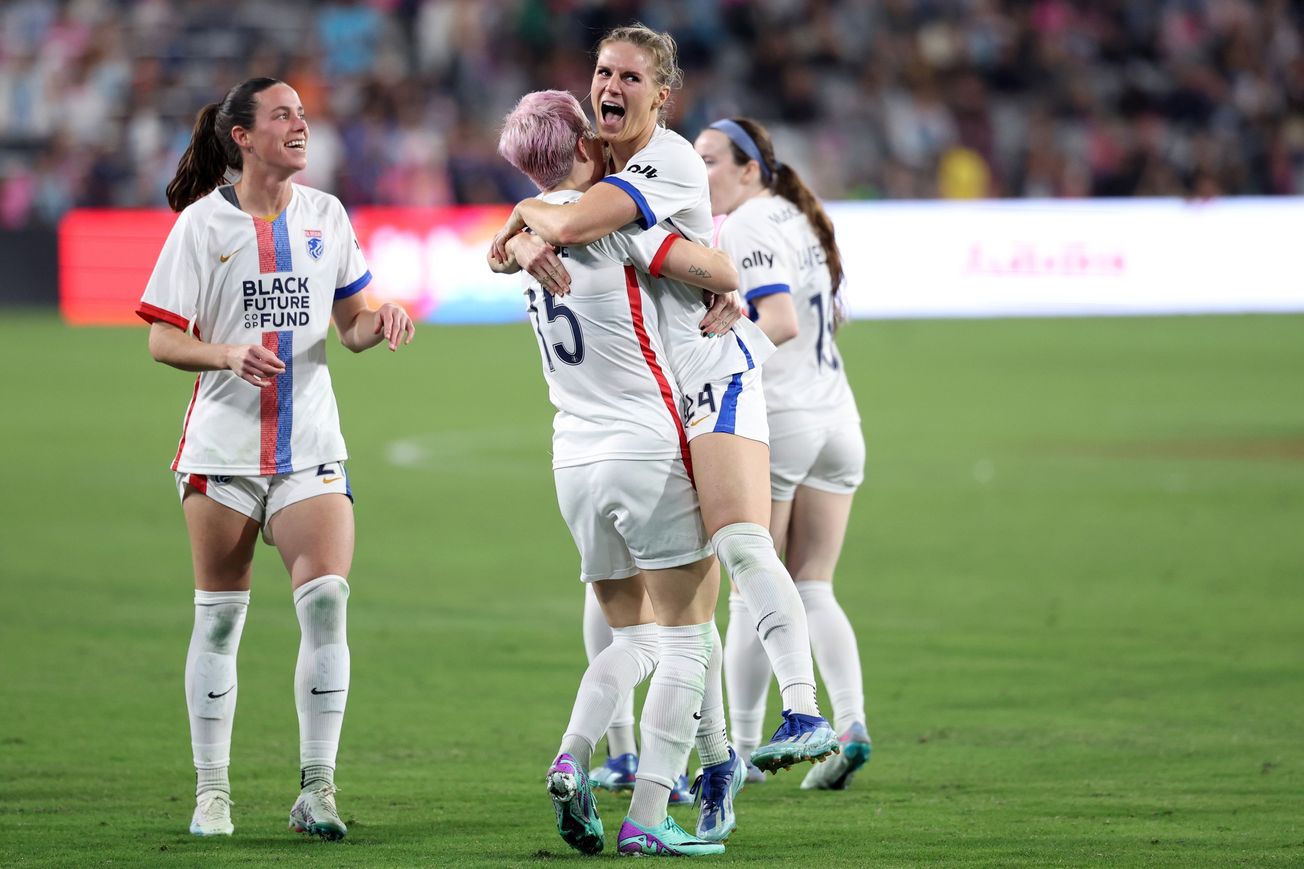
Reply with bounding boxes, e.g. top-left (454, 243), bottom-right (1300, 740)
top-left (719, 117), bottom-right (845, 297)
top-left (165, 77), bottom-right (283, 212)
